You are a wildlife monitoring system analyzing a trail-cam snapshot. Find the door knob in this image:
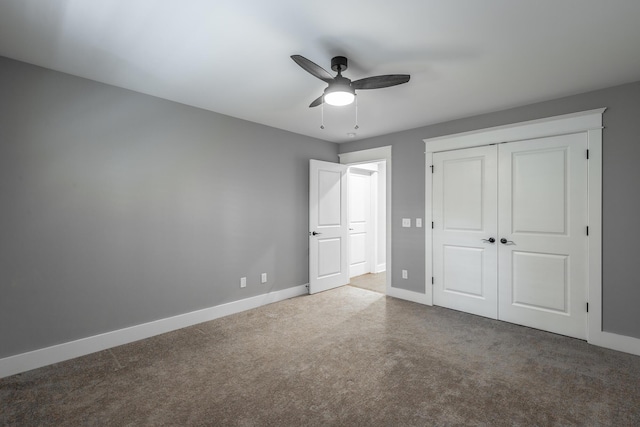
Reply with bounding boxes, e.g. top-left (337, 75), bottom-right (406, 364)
top-left (482, 238), bottom-right (496, 243)
top-left (312, 231), bottom-right (322, 236)
top-left (500, 238), bottom-right (515, 244)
